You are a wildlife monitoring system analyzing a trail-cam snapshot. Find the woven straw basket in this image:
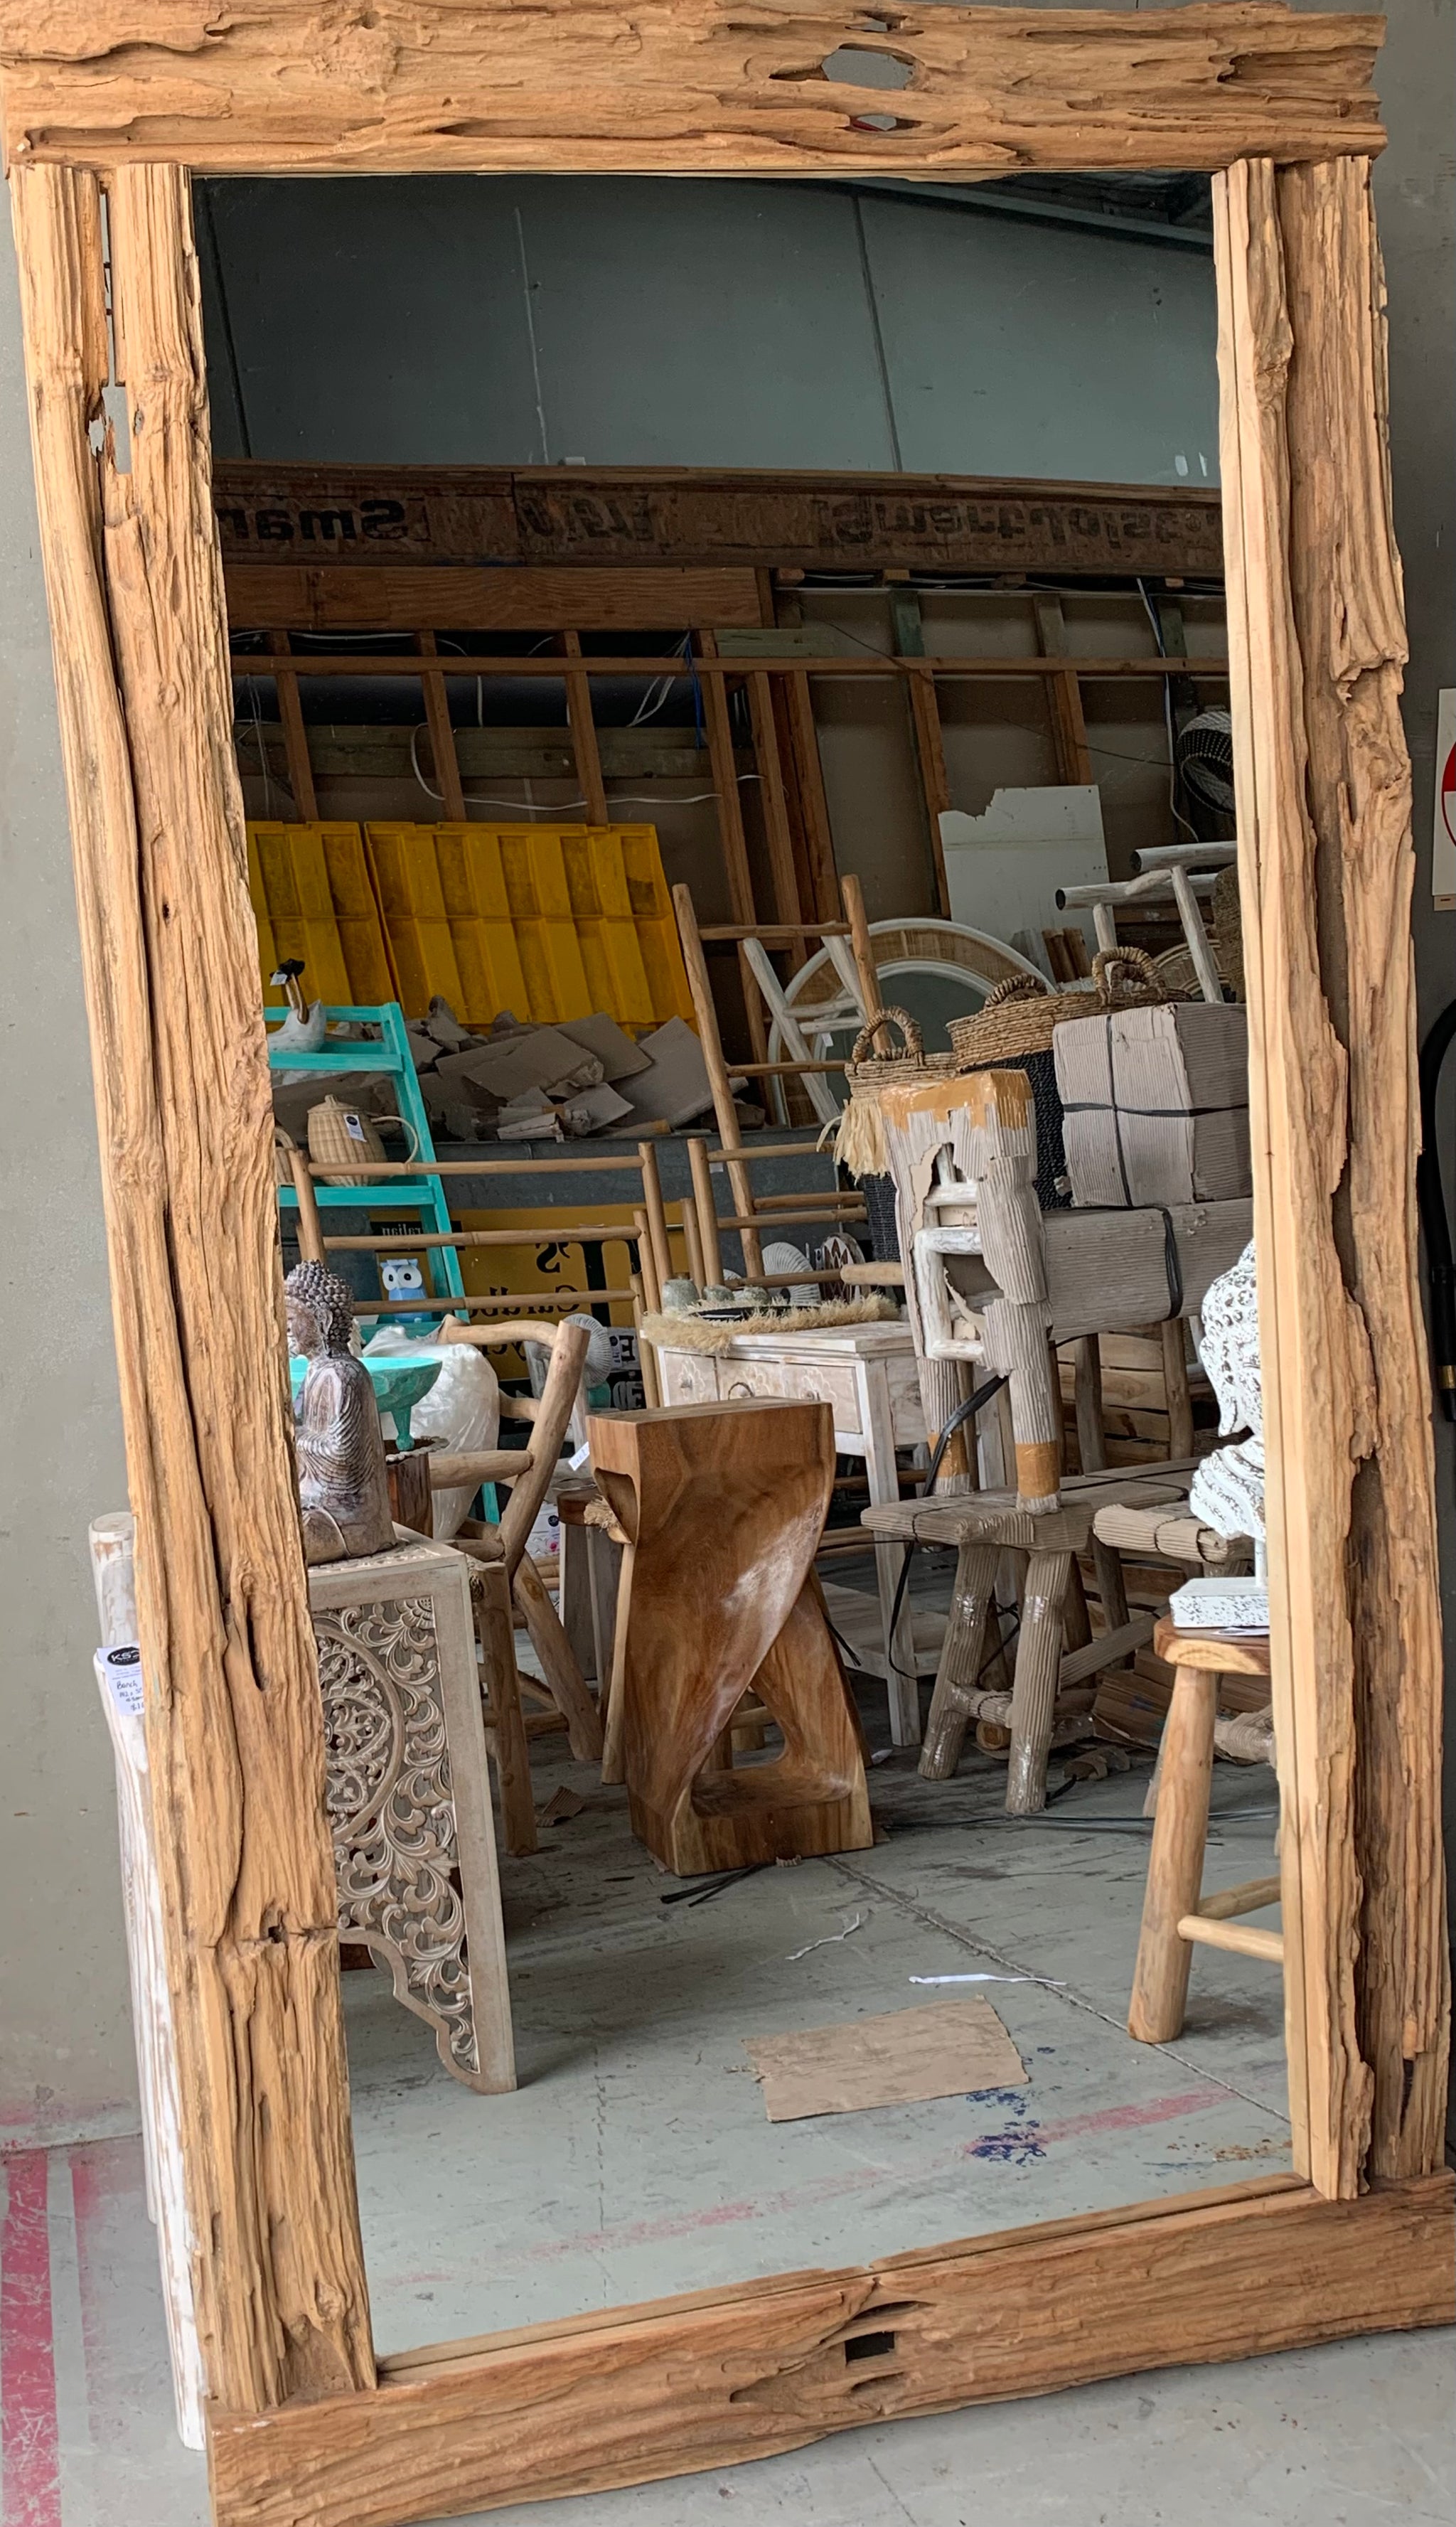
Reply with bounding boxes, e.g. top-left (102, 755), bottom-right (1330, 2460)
top-left (843, 1007), bottom-right (933, 1091)
top-left (835, 1009), bottom-right (953, 1181)
top-left (306, 1096), bottom-right (397, 1188)
top-left (947, 946), bottom-right (1173, 1067)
